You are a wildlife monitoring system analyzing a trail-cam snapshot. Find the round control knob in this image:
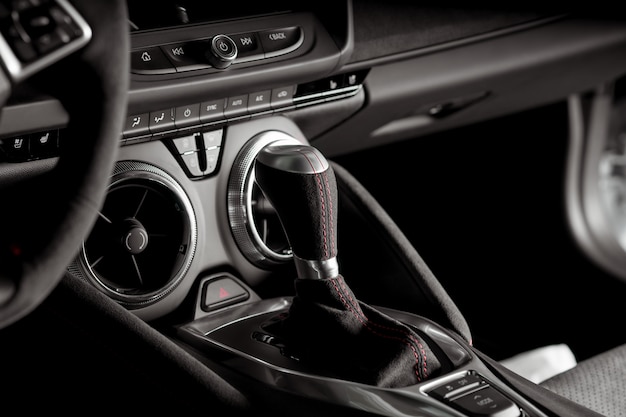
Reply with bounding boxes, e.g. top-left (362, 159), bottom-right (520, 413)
top-left (206, 34), bottom-right (237, 69)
